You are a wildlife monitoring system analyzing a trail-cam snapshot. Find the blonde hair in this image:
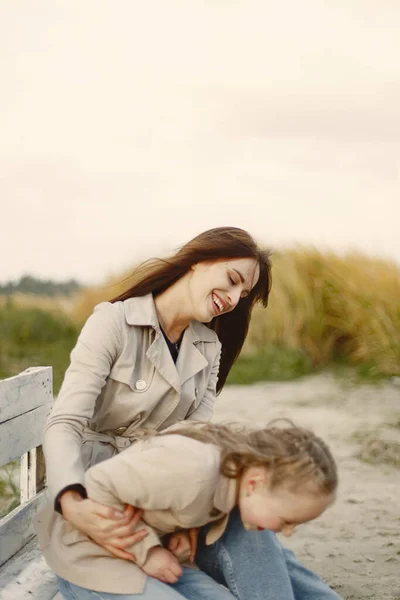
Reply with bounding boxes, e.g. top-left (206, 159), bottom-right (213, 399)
top-left (161, 421), bottom-right (337, 495)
